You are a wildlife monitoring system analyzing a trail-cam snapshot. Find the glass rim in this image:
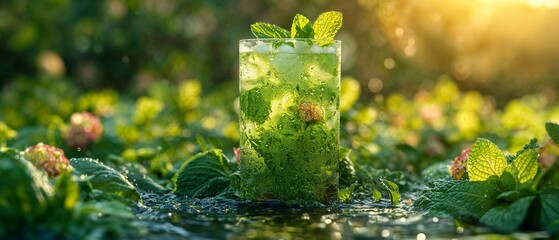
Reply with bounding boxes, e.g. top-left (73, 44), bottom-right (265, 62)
top-left (239, 38), bottom-right (341, 44)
